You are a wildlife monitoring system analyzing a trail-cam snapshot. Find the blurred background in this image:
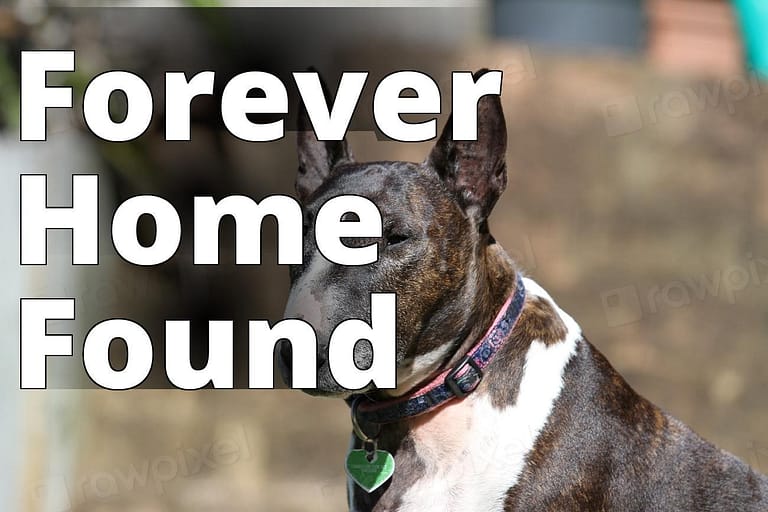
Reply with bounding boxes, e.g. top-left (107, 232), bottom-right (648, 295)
top-left (1, 1), bottom-right (767, 511)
